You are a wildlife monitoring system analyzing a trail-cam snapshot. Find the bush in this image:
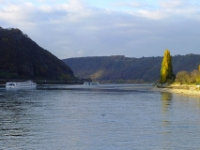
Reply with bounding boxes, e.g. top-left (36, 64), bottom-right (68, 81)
top-left (175, 69), bottom-right (200, 84)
